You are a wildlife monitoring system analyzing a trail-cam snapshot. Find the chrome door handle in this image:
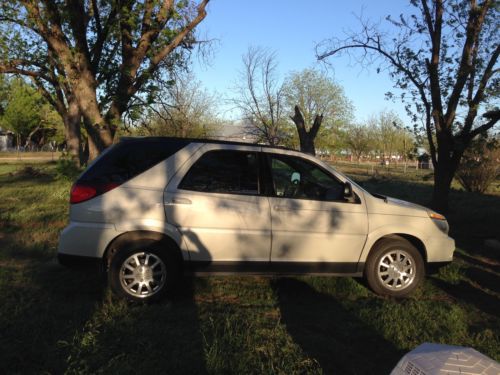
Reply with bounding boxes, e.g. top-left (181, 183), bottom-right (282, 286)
top-left (166, 198), bottom-right (192, 205)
